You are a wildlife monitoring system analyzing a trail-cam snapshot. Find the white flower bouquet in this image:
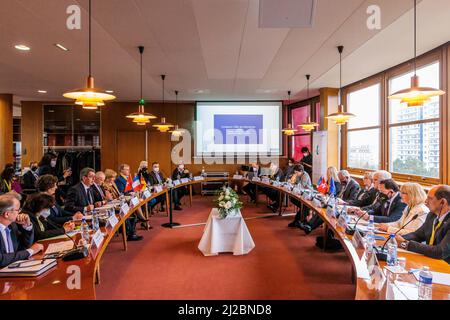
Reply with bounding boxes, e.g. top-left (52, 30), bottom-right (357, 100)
top-left (214, 187), bottom-right (243, 219)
